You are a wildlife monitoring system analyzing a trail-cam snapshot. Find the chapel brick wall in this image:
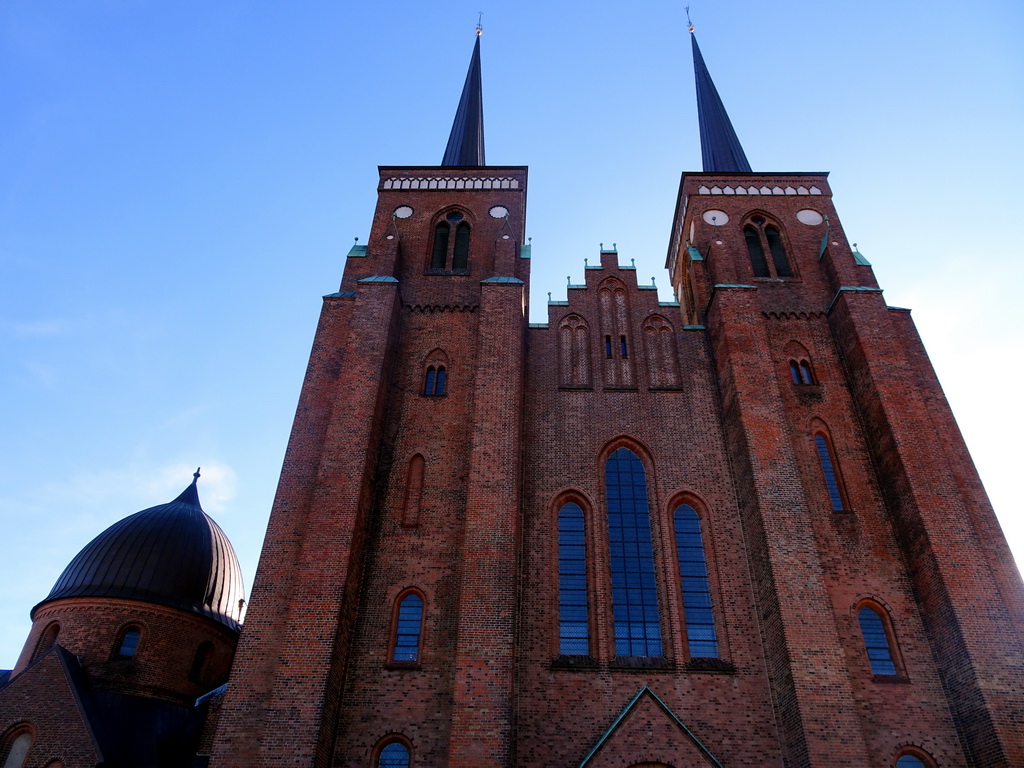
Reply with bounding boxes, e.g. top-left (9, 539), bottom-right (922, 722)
top-left (19, 599), bottom-right (236, 706)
